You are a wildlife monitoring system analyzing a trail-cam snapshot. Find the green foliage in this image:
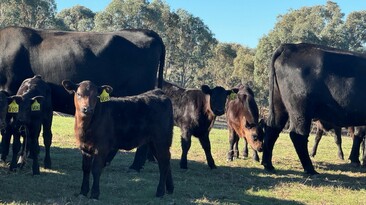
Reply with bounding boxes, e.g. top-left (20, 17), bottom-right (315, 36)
top-left (56, 5), bottom-right (95, 31)
top-left (0, 0), bottom-right (57, 28)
